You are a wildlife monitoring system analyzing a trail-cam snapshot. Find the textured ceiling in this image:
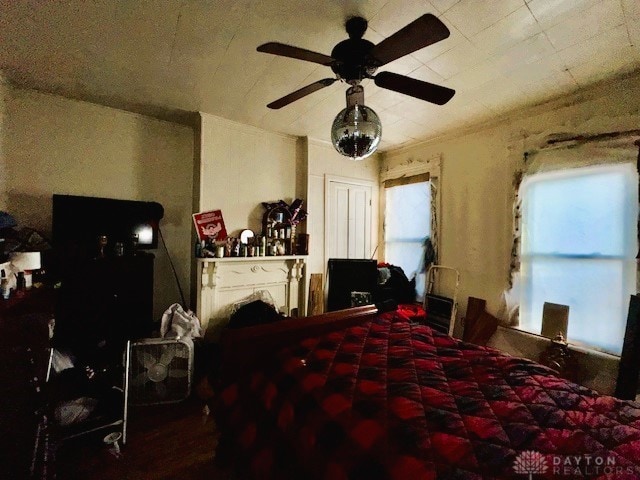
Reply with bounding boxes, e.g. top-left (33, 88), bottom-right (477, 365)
top-left (1, 0), bottom-right (639, 151)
